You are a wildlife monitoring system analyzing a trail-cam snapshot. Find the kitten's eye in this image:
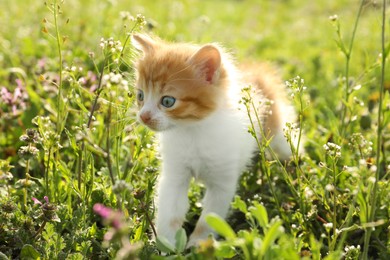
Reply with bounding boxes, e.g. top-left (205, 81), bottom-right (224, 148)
top-left (137, 90), bottom-right (144, 102)
top-left (161, 96), bottom-right (176, 108)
